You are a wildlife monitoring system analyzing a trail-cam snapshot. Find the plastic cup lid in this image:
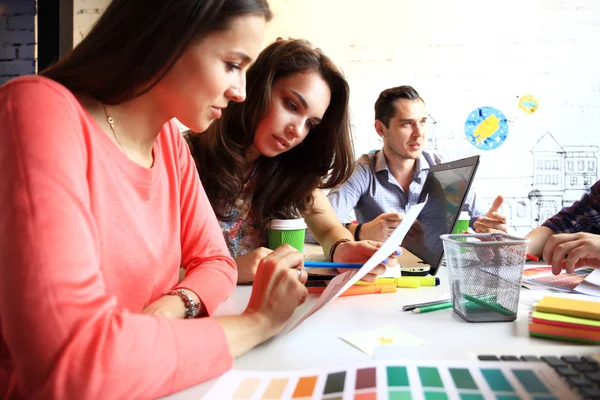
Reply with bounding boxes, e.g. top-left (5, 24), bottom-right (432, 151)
top-left (269, 218), bottom-right (307, 230)
top-left (459, 211), bottom-right (470, 221)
